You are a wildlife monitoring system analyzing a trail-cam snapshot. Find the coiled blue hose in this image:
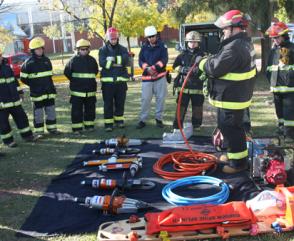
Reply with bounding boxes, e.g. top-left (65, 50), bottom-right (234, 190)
top-left (162, 176), bottom-right (230, 206)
